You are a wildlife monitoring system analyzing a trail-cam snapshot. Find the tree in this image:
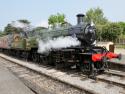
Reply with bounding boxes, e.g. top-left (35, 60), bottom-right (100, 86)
top-left (0, 30), bottom-right (4, 37)
top-left (3, 19), bottom-right (31, 34)
top-left (48, 13), bottom-right (65, 28)
top-left (85, 7), bottom-right (109, 41)
top-left (4, 24), bottom-right (22, 34)
top-left (85, 7), bottom-right (108, 25)
top-left (101, 23), bottom-right (122, 41)
top-left (18, 19), bottom-right (30, 25)
top-left (118, 22), bottom-right (125, 35)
